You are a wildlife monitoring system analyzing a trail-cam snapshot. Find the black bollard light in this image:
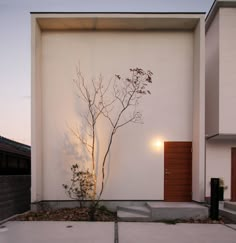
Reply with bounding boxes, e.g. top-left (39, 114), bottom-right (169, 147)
top-left (210, 178), bottom-right (219, 220)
